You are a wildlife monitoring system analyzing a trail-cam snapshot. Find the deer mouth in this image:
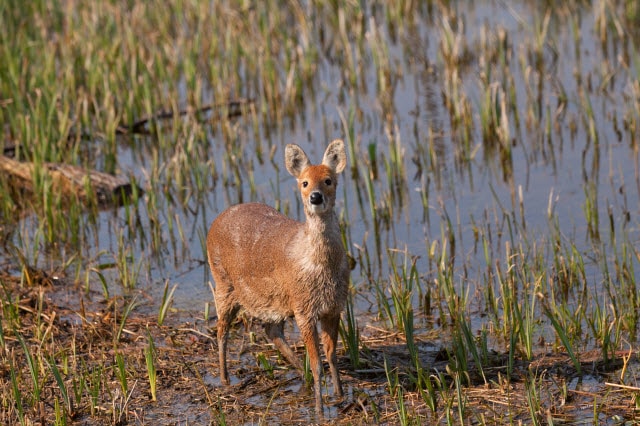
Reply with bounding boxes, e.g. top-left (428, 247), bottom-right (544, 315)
top-left (308, 191), bottom-right (329, 213)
